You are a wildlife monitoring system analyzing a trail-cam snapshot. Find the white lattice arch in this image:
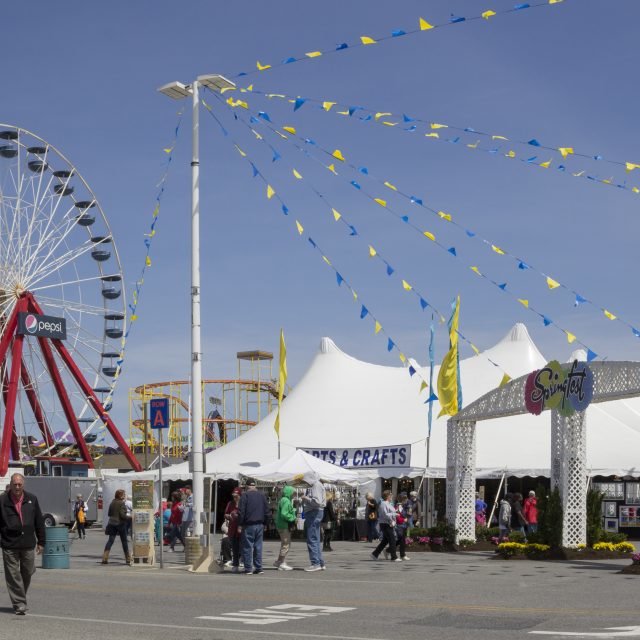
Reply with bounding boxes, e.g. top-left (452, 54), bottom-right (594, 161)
top-left (446, 361), bottom-right (640, 546)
